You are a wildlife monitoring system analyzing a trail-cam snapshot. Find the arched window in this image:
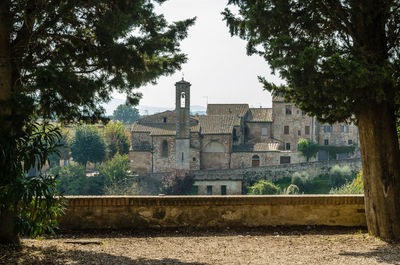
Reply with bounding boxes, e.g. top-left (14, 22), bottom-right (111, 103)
top-left (180, 92), bottom-right (186, 108)
top-left (252, 155), bottom-right (260, 167)
top-left (233, 128), bottom-right (237, 137)
top-left (161, 140), bottom-right (168, 158)
top-left (163, 117), bottom-right (167, 123)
